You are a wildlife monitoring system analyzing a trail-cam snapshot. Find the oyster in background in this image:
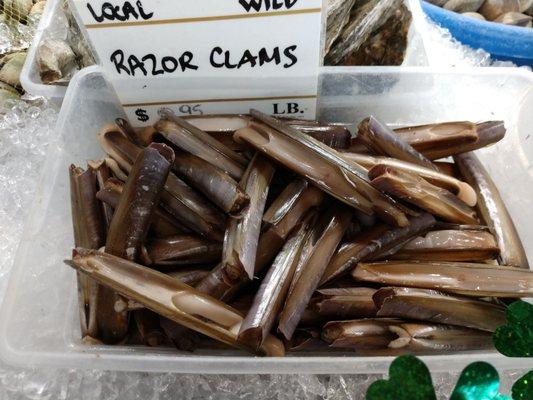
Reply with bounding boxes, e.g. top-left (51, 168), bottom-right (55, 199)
top-left (37, 0), bottom-right (95, 85)
top-left (37, 38), bottom-right (77, 84)
top-left (430, 0), bottom-right (533, 27)
top-left (325, 0), bottom-right (412, 66)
